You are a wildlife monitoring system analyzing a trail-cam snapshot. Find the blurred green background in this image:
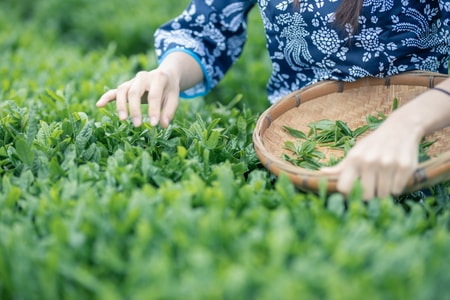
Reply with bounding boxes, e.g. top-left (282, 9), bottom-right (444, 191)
top-left (1, 0), bottom-right (271, 112)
